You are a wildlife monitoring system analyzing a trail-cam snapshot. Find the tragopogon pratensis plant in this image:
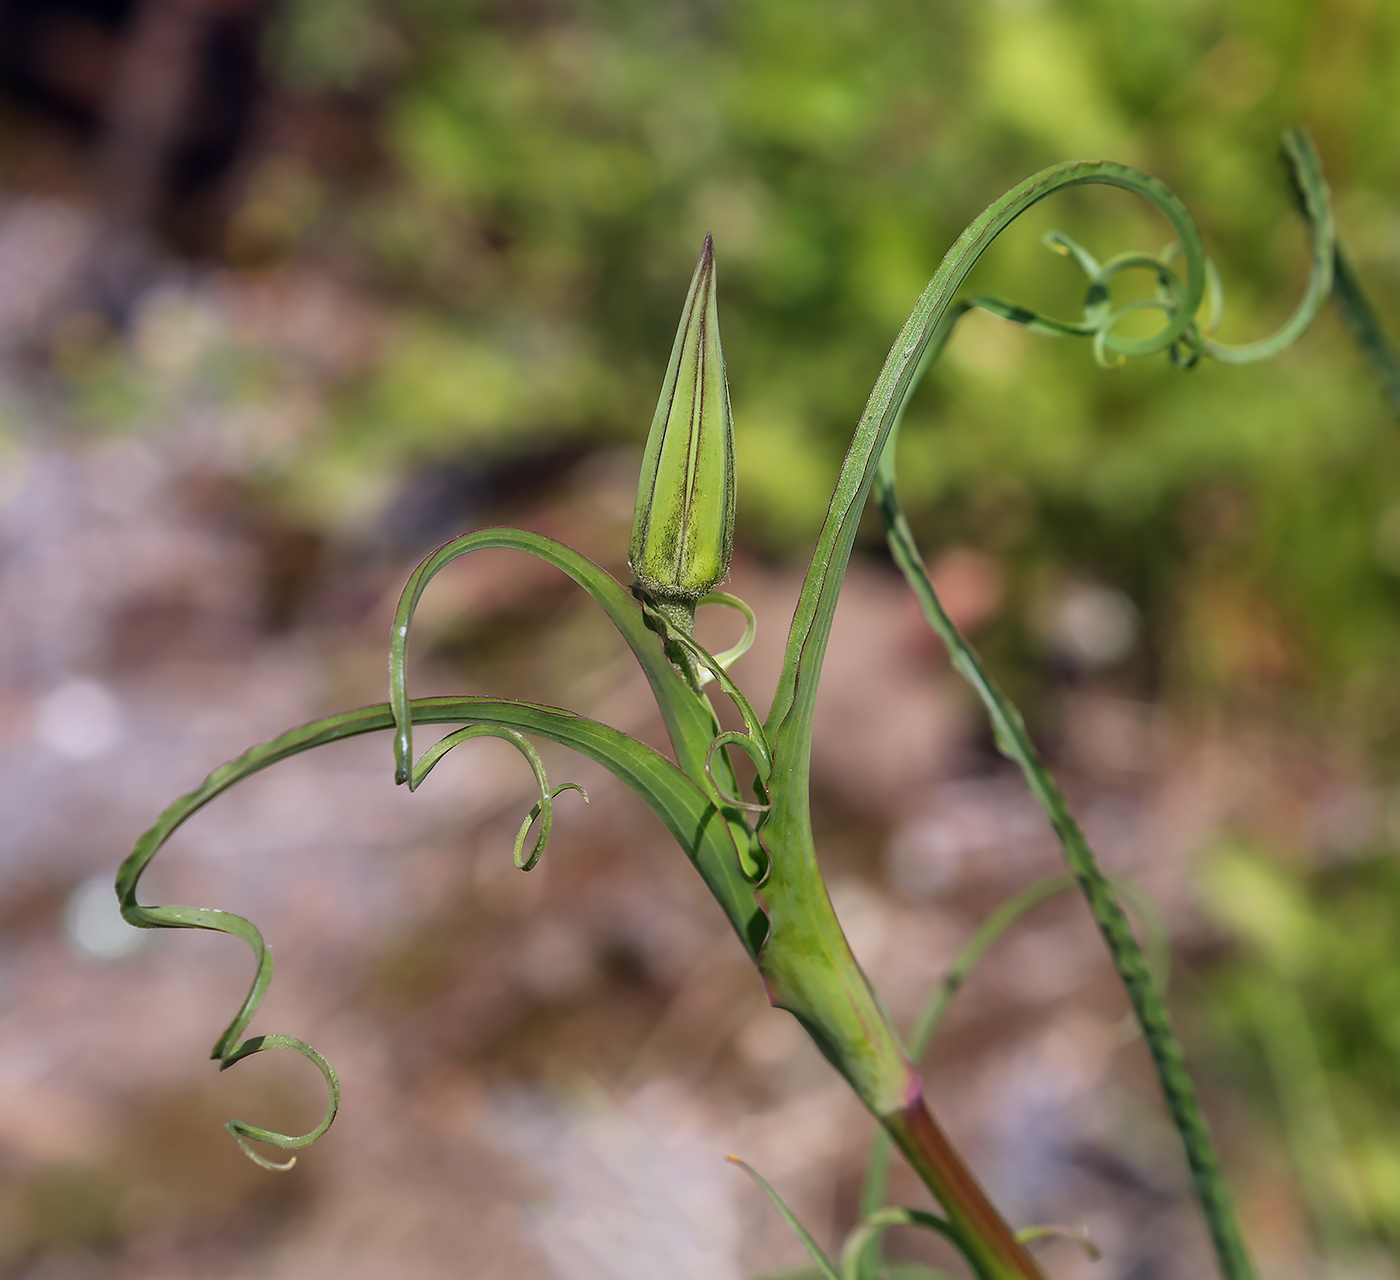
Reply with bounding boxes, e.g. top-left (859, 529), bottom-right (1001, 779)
top-left (117, 130), bottom-right (1399, 1280)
